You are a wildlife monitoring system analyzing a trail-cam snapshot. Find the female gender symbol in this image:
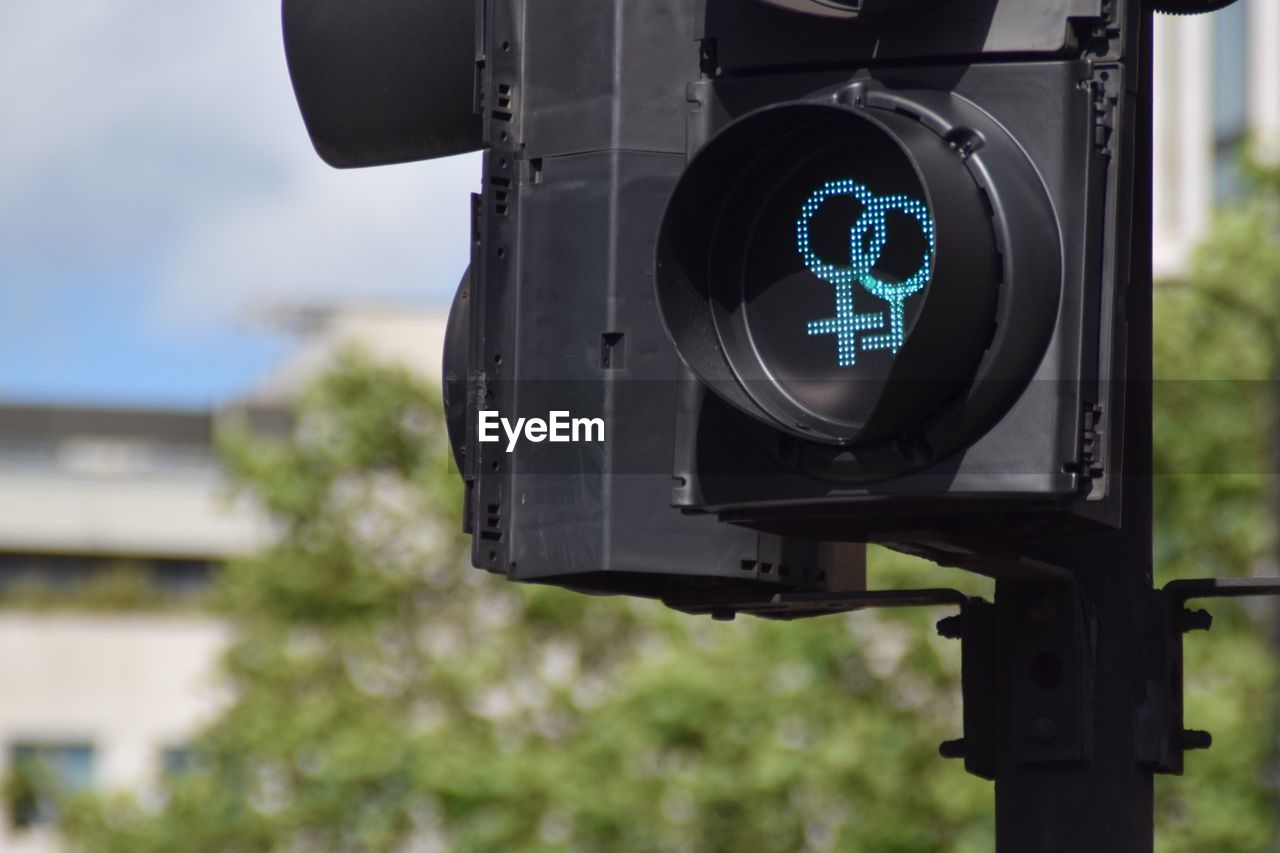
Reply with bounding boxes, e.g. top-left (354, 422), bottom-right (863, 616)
top-left (796, 179), bottom-right (936, 367)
